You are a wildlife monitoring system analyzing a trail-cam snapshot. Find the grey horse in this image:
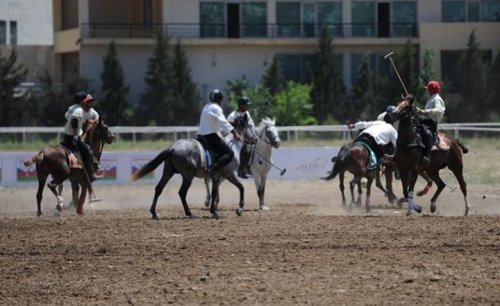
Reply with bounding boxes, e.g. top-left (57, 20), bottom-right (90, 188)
top-left (132, 118), bottom-right (252, 220)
